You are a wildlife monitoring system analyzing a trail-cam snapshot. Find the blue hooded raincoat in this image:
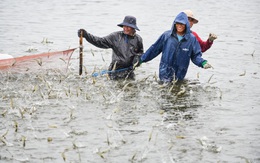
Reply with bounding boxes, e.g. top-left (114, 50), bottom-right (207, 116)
top-left (141, 12), bottom-right (206, 82)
